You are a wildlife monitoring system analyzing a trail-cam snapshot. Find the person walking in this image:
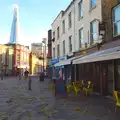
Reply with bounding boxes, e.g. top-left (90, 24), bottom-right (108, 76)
top-left (24, 69), bottom-right (29, 80)
top-left (1, 69), bottom-right (4, 80)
